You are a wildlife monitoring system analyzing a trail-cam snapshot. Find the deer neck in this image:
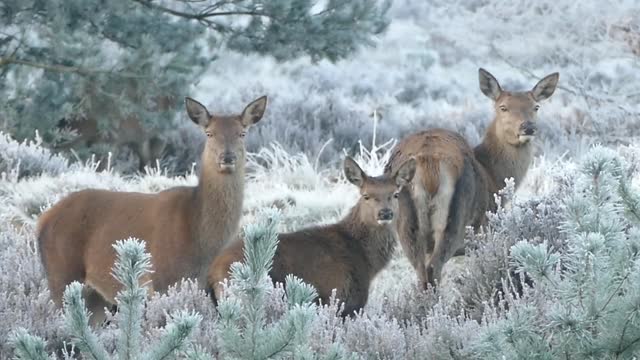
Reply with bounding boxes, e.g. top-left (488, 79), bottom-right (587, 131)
top-left (340, 203), bottom-right (397, 277)
top-left (474, 121), bottom-right (533, 194)
top-left (193, 154), bottom-right (244, 269)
